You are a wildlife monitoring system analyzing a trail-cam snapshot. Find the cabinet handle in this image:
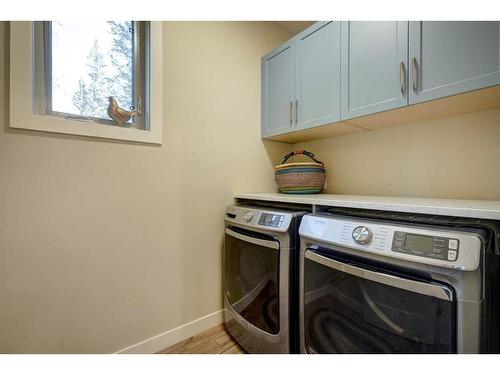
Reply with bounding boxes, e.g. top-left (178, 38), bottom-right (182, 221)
top-left (295, 99), bottom-right (298, 125)
top-left (399, 61), bottom-right (406, 95)
top-left (289, 101), bottom-right (293, 126)
top-left (411, 57), bottom-right (418, 92)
